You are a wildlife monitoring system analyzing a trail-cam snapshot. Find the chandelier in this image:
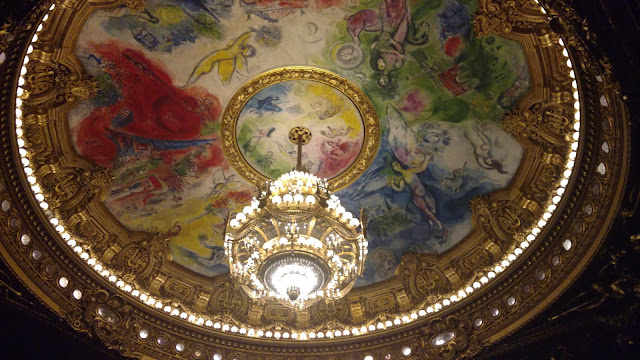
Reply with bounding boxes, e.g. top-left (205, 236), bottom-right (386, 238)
top-left (224, 127), bottom-right (367, 309)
